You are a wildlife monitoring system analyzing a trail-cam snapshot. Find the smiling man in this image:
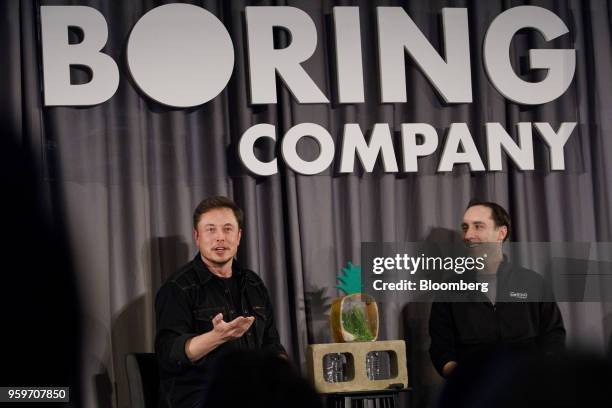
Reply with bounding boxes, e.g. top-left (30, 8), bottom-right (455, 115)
top-left (429, 201), bottom-right (565, 379)
top-left (155, 196), bottom-right (286, 408)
